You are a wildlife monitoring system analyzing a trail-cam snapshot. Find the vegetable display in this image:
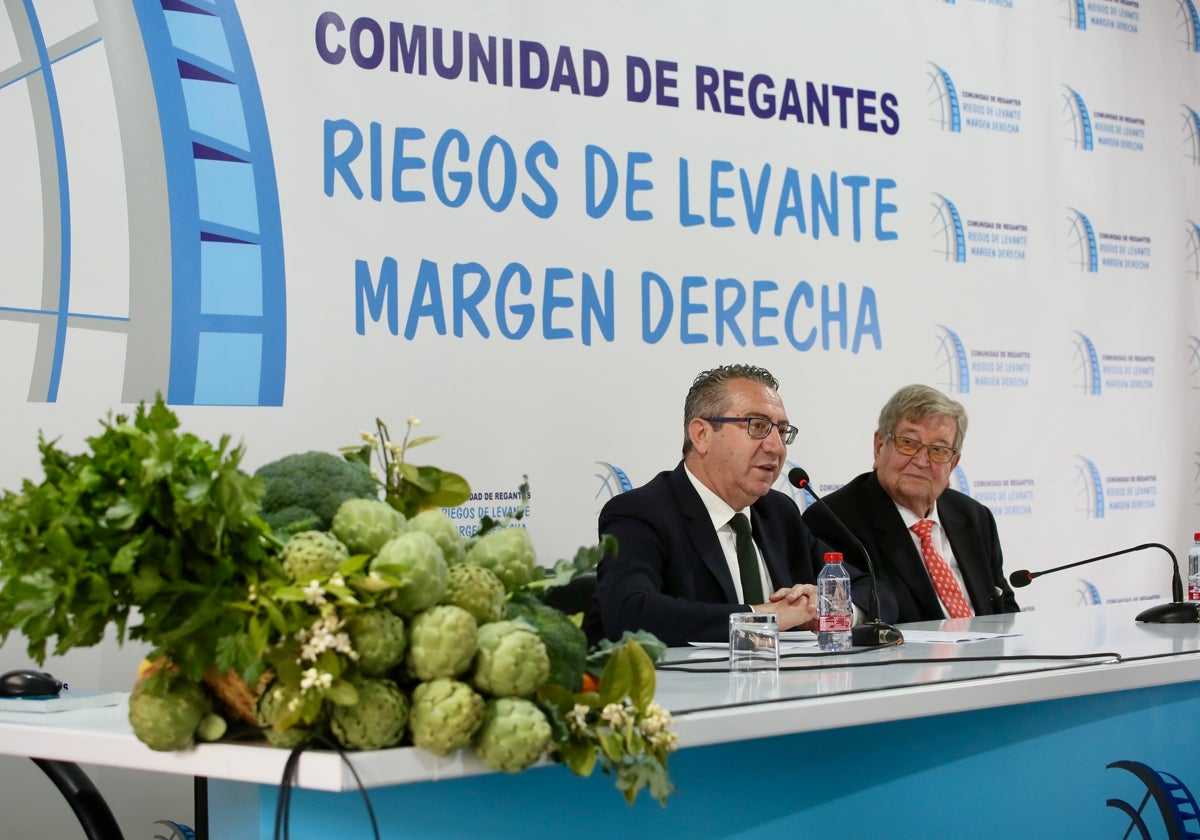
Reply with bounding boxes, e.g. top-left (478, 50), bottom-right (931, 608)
top-left (0, 400), bottom-right (677, 806)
